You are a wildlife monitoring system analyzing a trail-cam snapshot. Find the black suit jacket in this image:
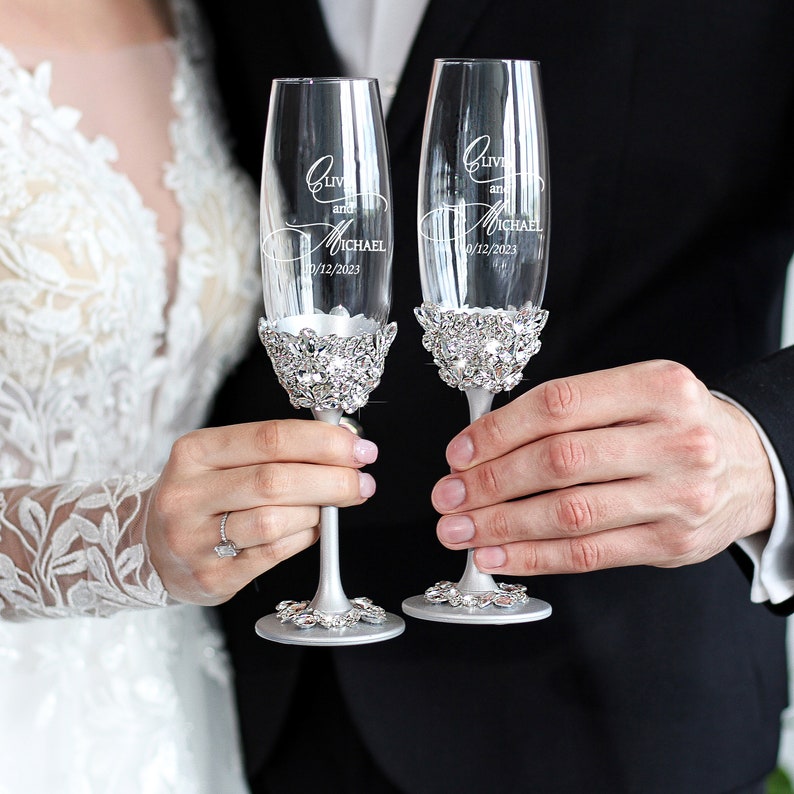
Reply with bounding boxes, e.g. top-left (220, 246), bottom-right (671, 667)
top-left (200, 2), bottom-right (794, 791)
